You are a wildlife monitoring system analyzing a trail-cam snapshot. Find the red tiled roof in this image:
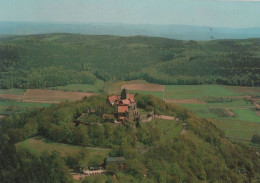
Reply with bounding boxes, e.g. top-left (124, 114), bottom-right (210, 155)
top-left (120, 99), bottom-right (130, 105)
top-left (129, 94), bottom-right (135, 103)
top-left (108, 95), bottom-right (121, 105)
top-left (118, 106), bottom-right (128, 113)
